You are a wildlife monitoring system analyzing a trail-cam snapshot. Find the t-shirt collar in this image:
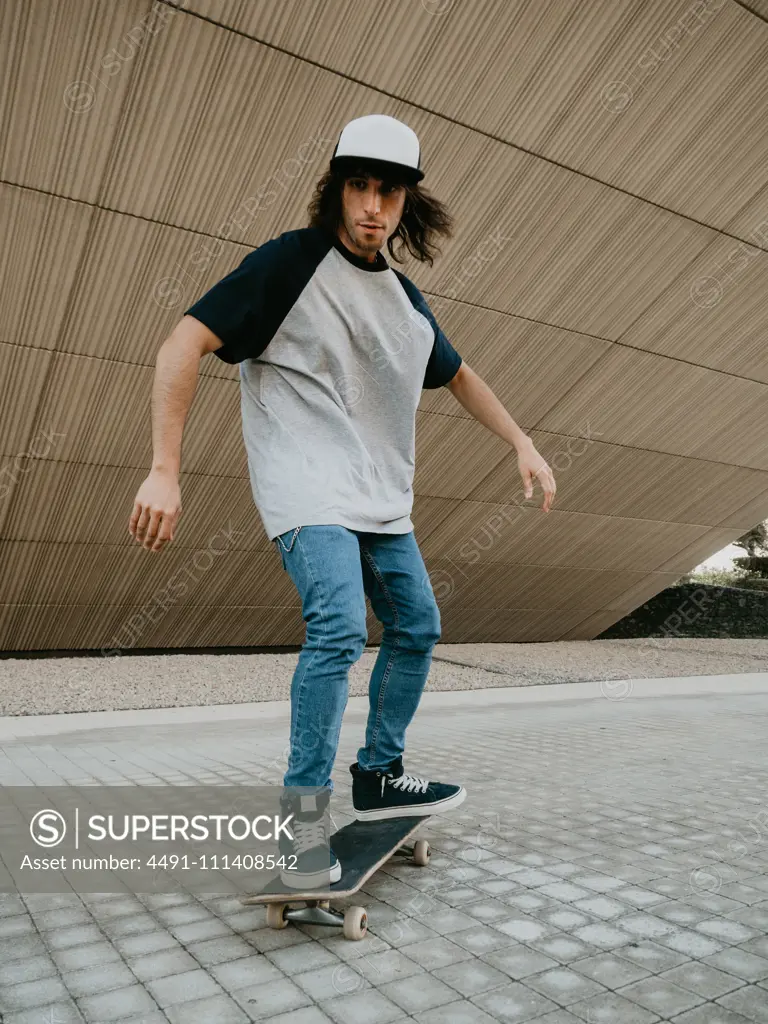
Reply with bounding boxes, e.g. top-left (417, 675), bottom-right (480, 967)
top-left (331, 232), bottom-right (389, 273)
